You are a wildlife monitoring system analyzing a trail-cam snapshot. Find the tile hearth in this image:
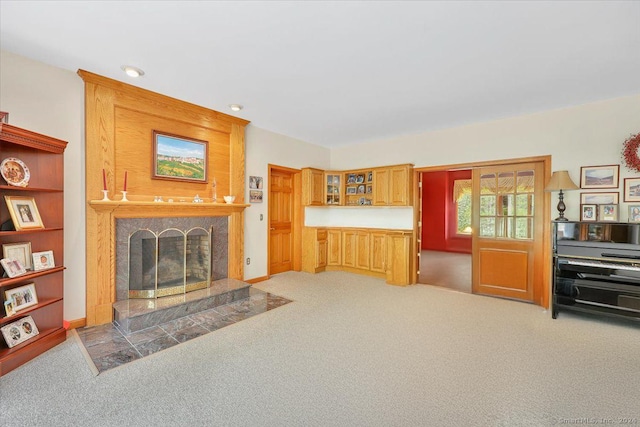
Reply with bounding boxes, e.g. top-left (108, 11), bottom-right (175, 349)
top-left (76, 288), bottom-right (291, 374)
